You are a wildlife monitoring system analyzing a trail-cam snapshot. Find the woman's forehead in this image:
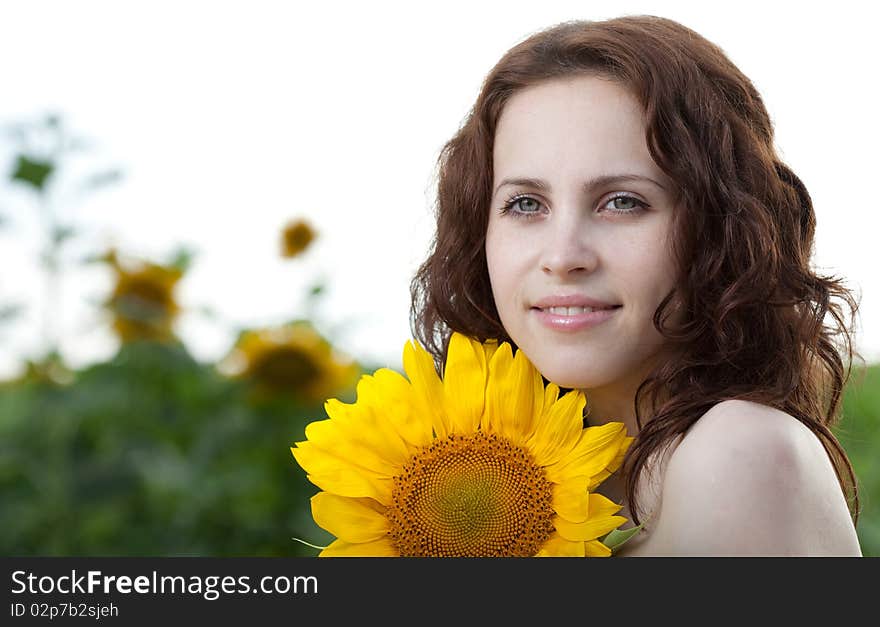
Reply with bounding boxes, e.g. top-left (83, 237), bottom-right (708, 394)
top-left (493, 77), bottom-right (663, 187)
